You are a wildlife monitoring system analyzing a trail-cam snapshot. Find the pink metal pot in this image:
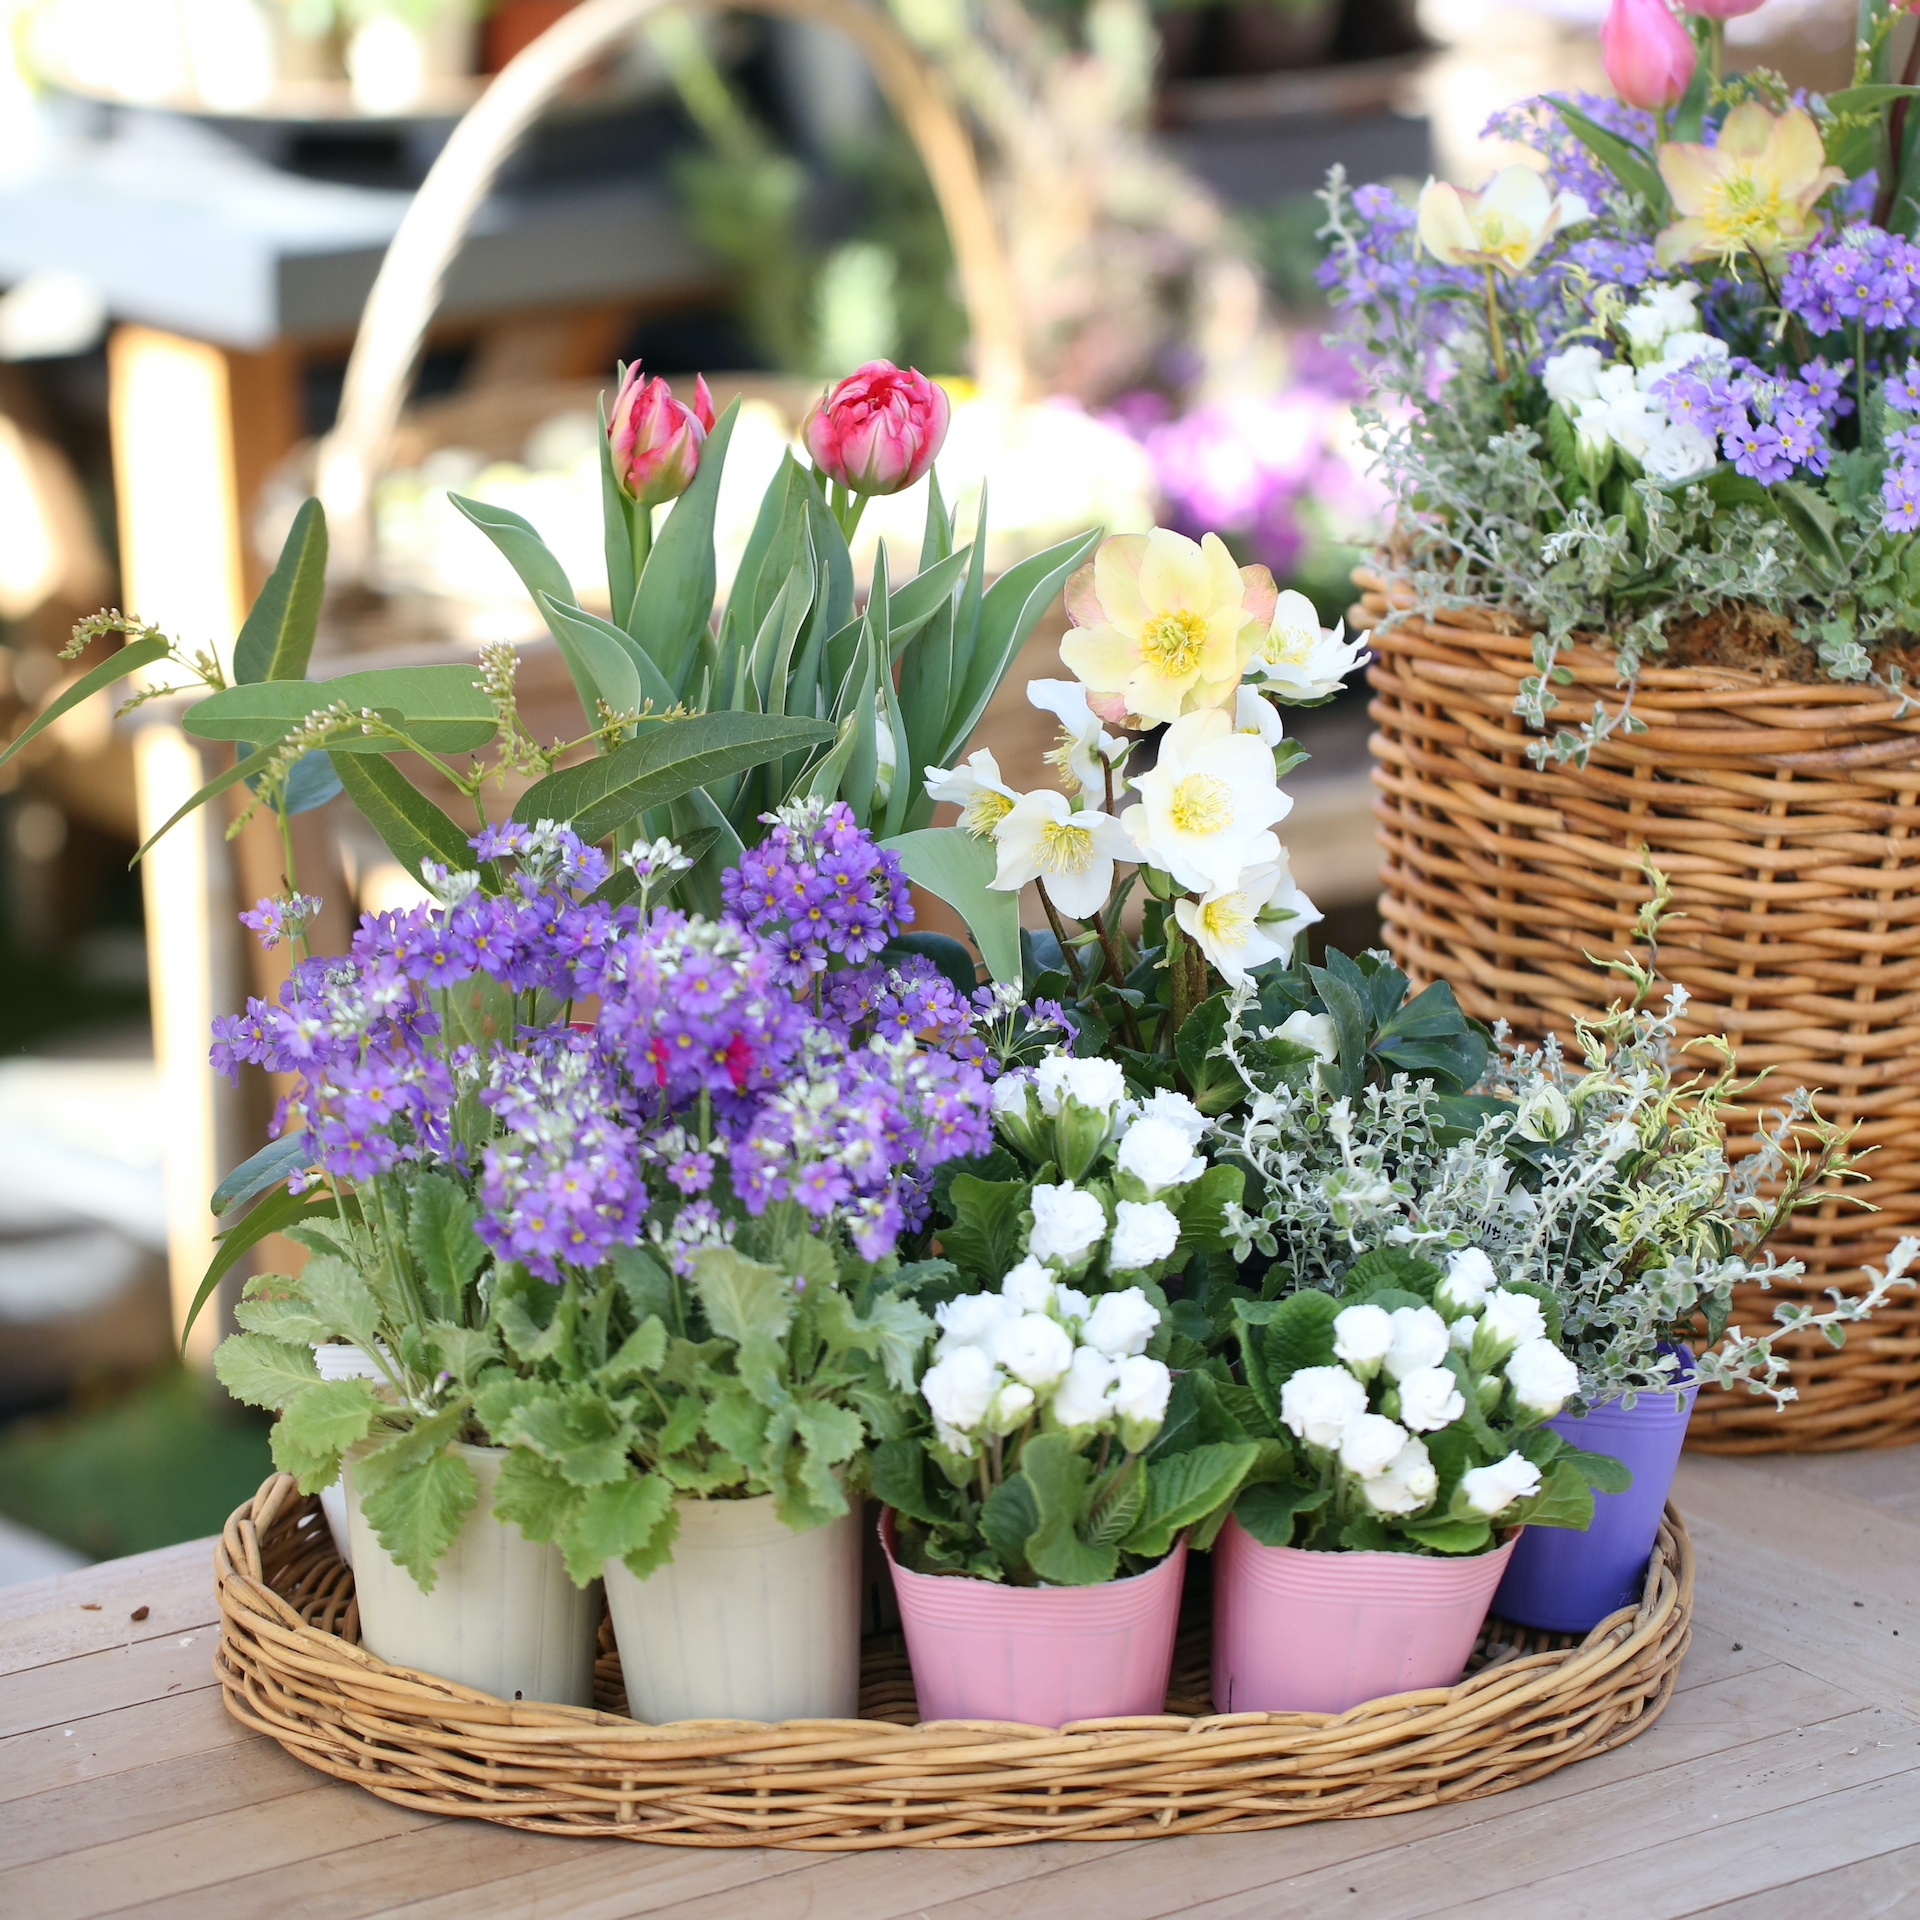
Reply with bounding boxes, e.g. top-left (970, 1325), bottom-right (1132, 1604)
top-left (1211, 1518), bottom-right (1519, 1715)
top-left (881, 1512), bottom-right (1186, 1728)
